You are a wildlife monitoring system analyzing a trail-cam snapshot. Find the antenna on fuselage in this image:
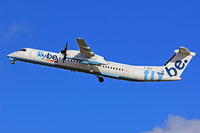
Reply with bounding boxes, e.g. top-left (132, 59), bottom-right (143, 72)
top-left (61, 41), bottom-right (68, 63)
